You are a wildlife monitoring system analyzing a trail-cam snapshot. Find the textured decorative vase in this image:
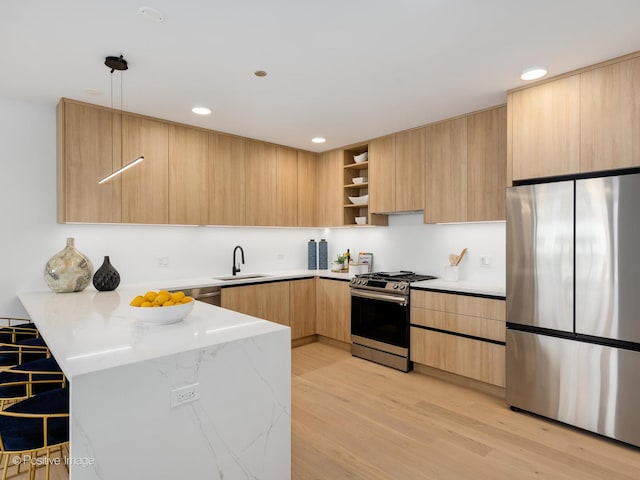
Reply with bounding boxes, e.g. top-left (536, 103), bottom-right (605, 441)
top-left (44, 238), bottom-right (94, 293)
top-left (92, 256), bottom-right (121, 291)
